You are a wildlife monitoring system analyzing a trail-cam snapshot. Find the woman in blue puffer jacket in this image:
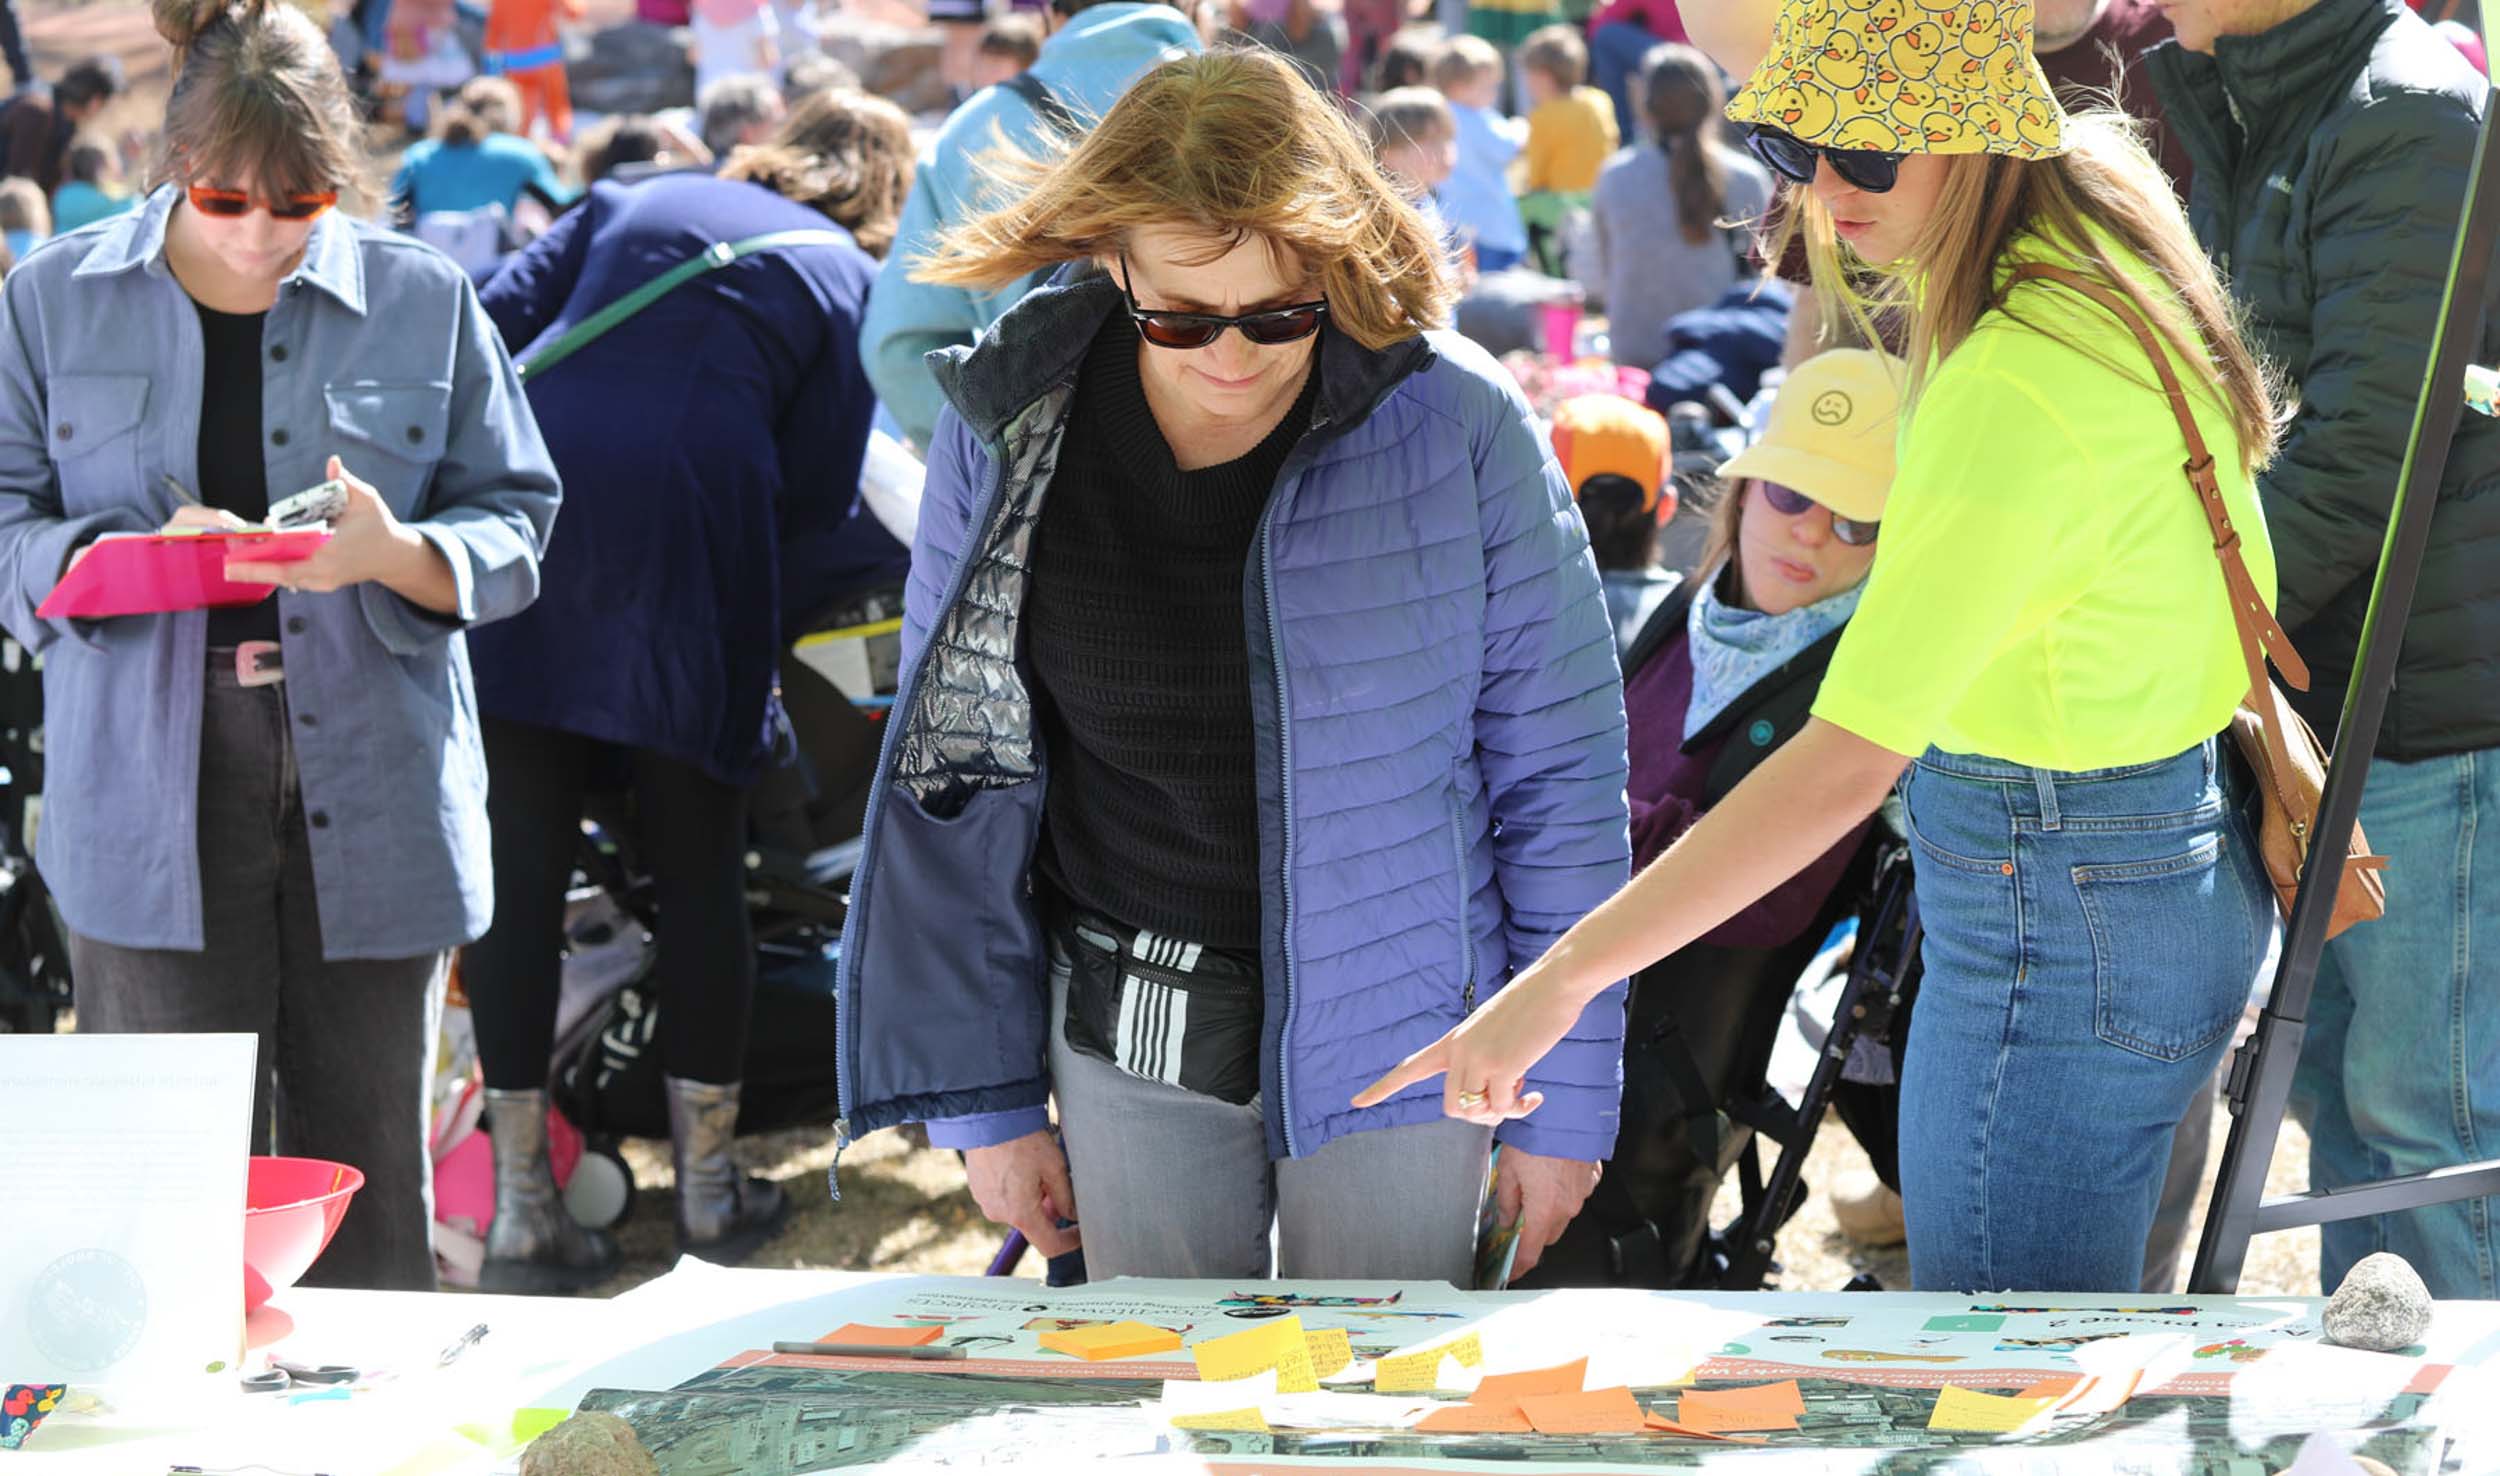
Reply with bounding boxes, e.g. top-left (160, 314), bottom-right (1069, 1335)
top-left (836, 48), bottom-right (1632, 1287)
